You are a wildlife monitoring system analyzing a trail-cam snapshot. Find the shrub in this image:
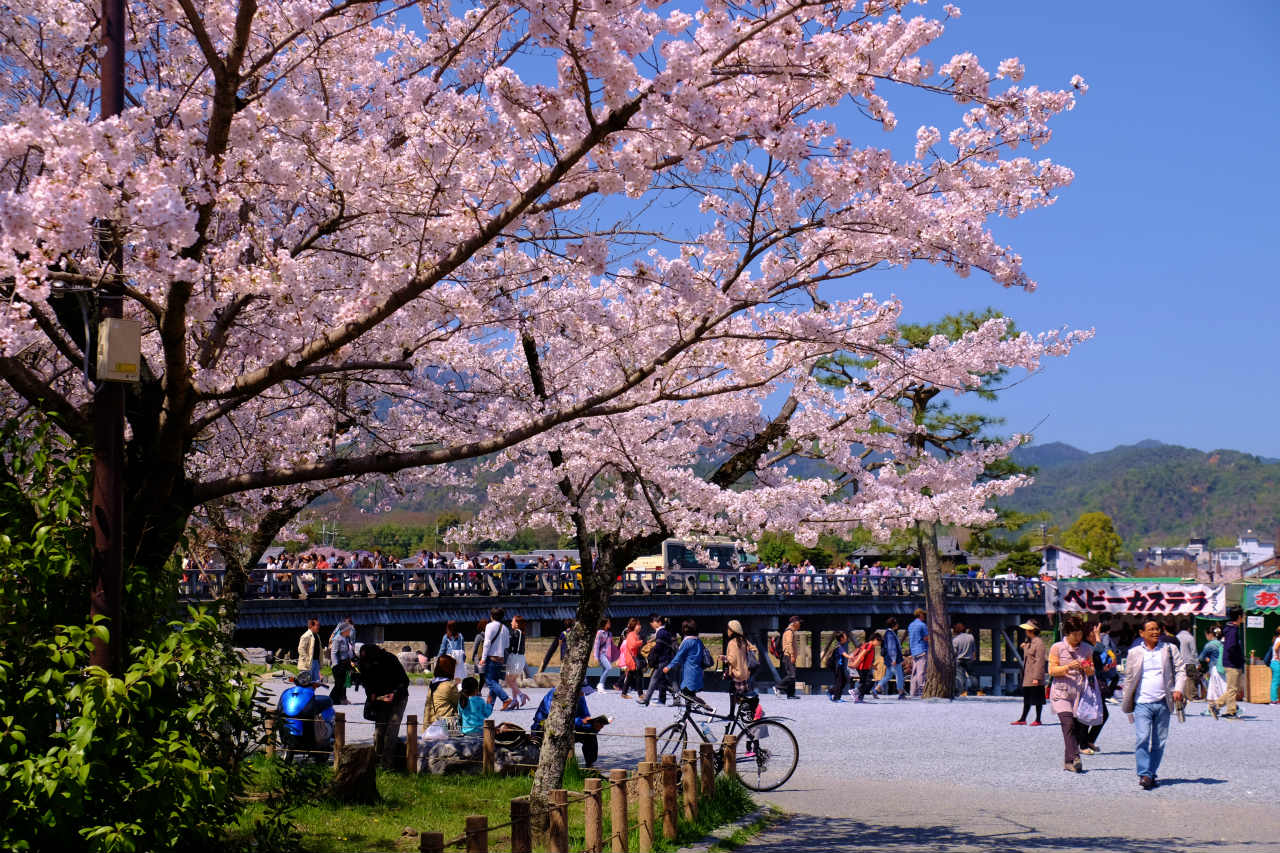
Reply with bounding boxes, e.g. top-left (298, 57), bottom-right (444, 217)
top-left (0, 415), bottom-right (267, 852)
